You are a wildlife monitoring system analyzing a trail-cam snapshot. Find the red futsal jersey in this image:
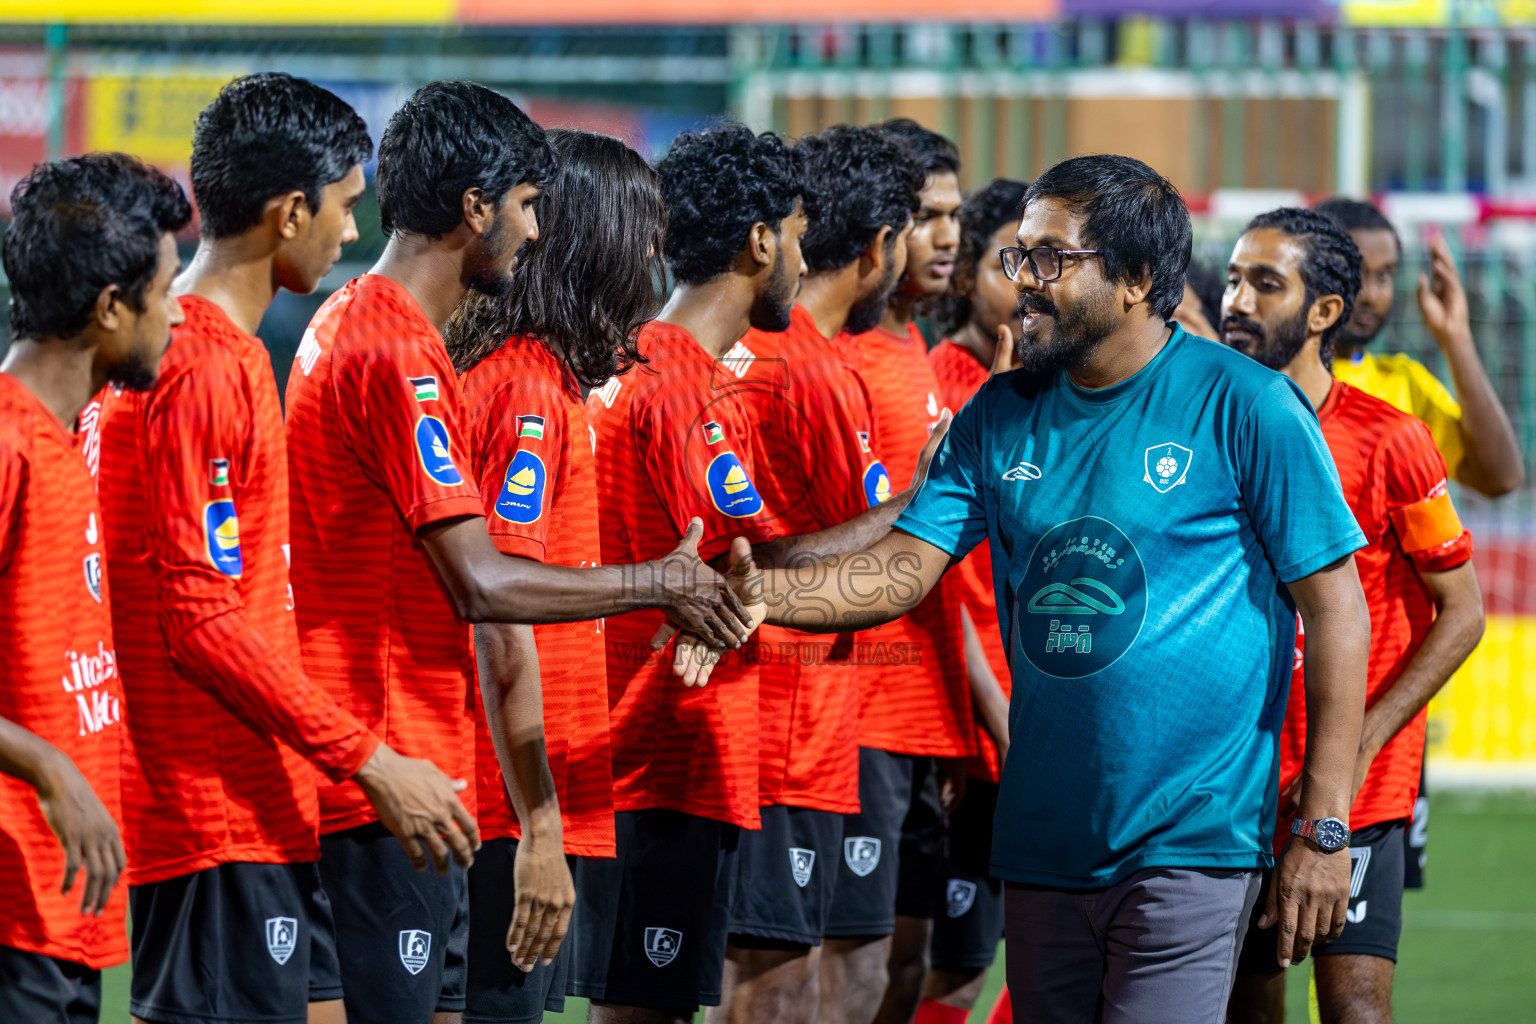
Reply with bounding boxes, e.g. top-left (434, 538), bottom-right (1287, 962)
top-left (736, 305), bottom-right (889, 812)
top-left (286, 275), bottom-right (484, 834)
top-left (587, 321), bottom-right (779, 829)
top-left (1280, 382), bottom-right (1473, 832)
top-left (929, 340), bottom-right (1012, 782)
top-left (98, 296), bottom-right (379, 885)
top-left (460, 337), bottom-right (614, 857)
top-left (0, 374), bottom-right (127, 967)
top-left (846, 323), bottom-right (974, 758)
